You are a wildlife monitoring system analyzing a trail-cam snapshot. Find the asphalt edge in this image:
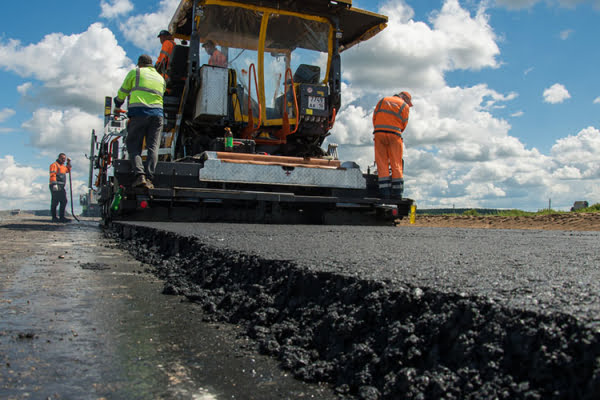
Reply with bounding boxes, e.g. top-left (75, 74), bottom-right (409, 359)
top-left (106, 222), bottom-right (600, 400)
